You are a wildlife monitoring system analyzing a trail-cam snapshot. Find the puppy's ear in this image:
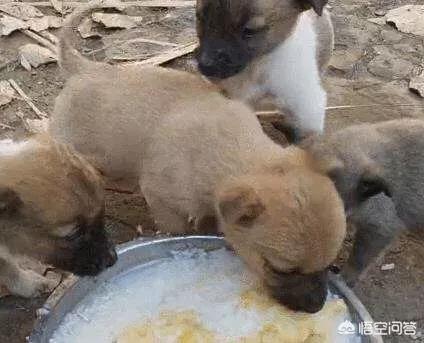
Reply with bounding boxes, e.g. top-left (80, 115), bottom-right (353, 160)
top-left (0, 188), bottom-right (22, 216)
top-left (297, 0), bottom-right (328, 15)
top-left (357, 172), bottom-right (392, 201)
top-left (217, 185), bottom-right (265, 227)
